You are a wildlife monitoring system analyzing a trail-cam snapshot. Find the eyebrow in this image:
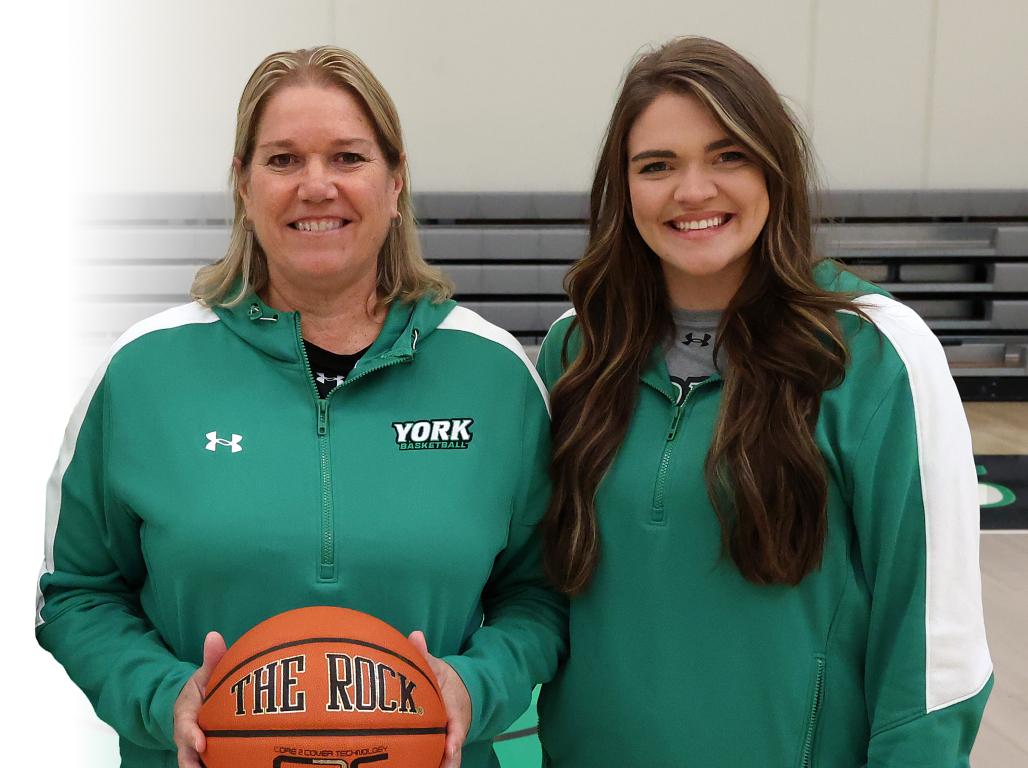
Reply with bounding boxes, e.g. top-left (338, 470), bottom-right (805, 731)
top-left (630, 149), bottom-right (676, 163)
top-left (256, 138), bottom-right (374, 151)
top-left (705, 138), bottom-right (736, 152)
top-left (629, 137), bottom-right (738, 163)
